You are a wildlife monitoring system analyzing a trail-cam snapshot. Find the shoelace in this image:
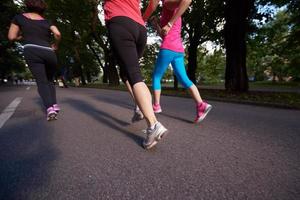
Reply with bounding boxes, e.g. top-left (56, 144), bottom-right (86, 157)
top-left (142, 128), bottom-right (151, 134)
top-left (142, 127), bottom-right (155, 134)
